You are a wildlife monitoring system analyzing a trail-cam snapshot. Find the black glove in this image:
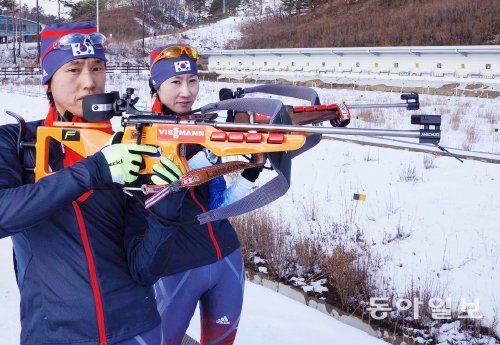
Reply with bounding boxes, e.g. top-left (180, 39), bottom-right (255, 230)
top-left (219, 88), bottom-right (234, 101)
top-left (330, 118), bottom-right (350, 127)
top-left (241, 165), bottom-right (263, 182)
top-left (109, 131), bottom-right (124, 144)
